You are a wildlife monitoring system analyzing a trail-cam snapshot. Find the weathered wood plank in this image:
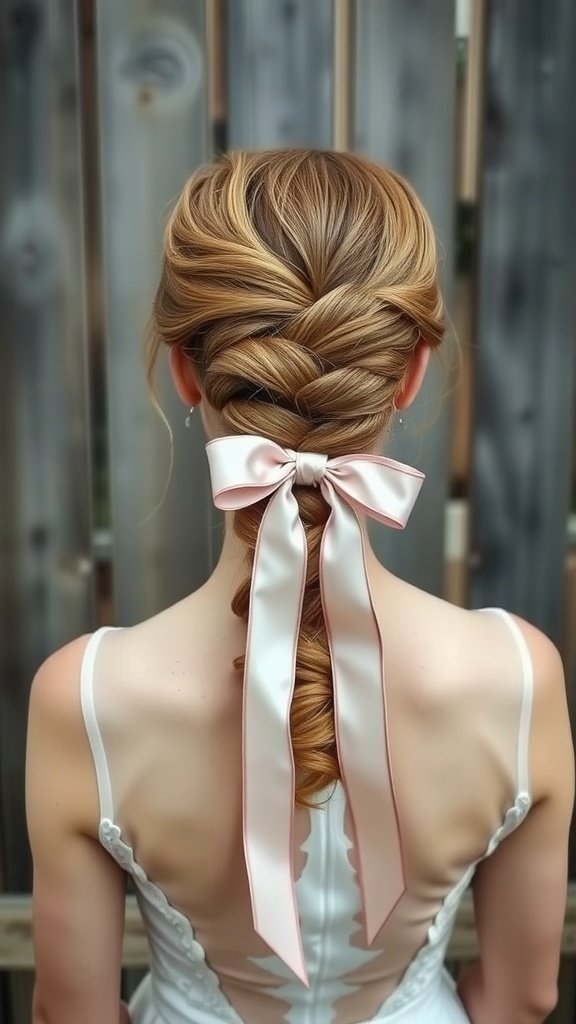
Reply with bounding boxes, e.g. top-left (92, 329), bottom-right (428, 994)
top-left (0, 0), bottom-right (94, 883)
top-left (0, 1), bottom-right (93, 1019)
top-left (469, 0), bottom-right (576, 641)
top-left (352, 0), bottom-right (457, 596)
top-left (226, 0), bottom-right (333, 149)
top-left (332, 0), bottom-right (352, 150)
top-left (470, 25), bottom-right (576, 1014)
top-left (95, 0), bottom-right (215, 625)
top-left (1, 887), bottom-right (575, 969)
